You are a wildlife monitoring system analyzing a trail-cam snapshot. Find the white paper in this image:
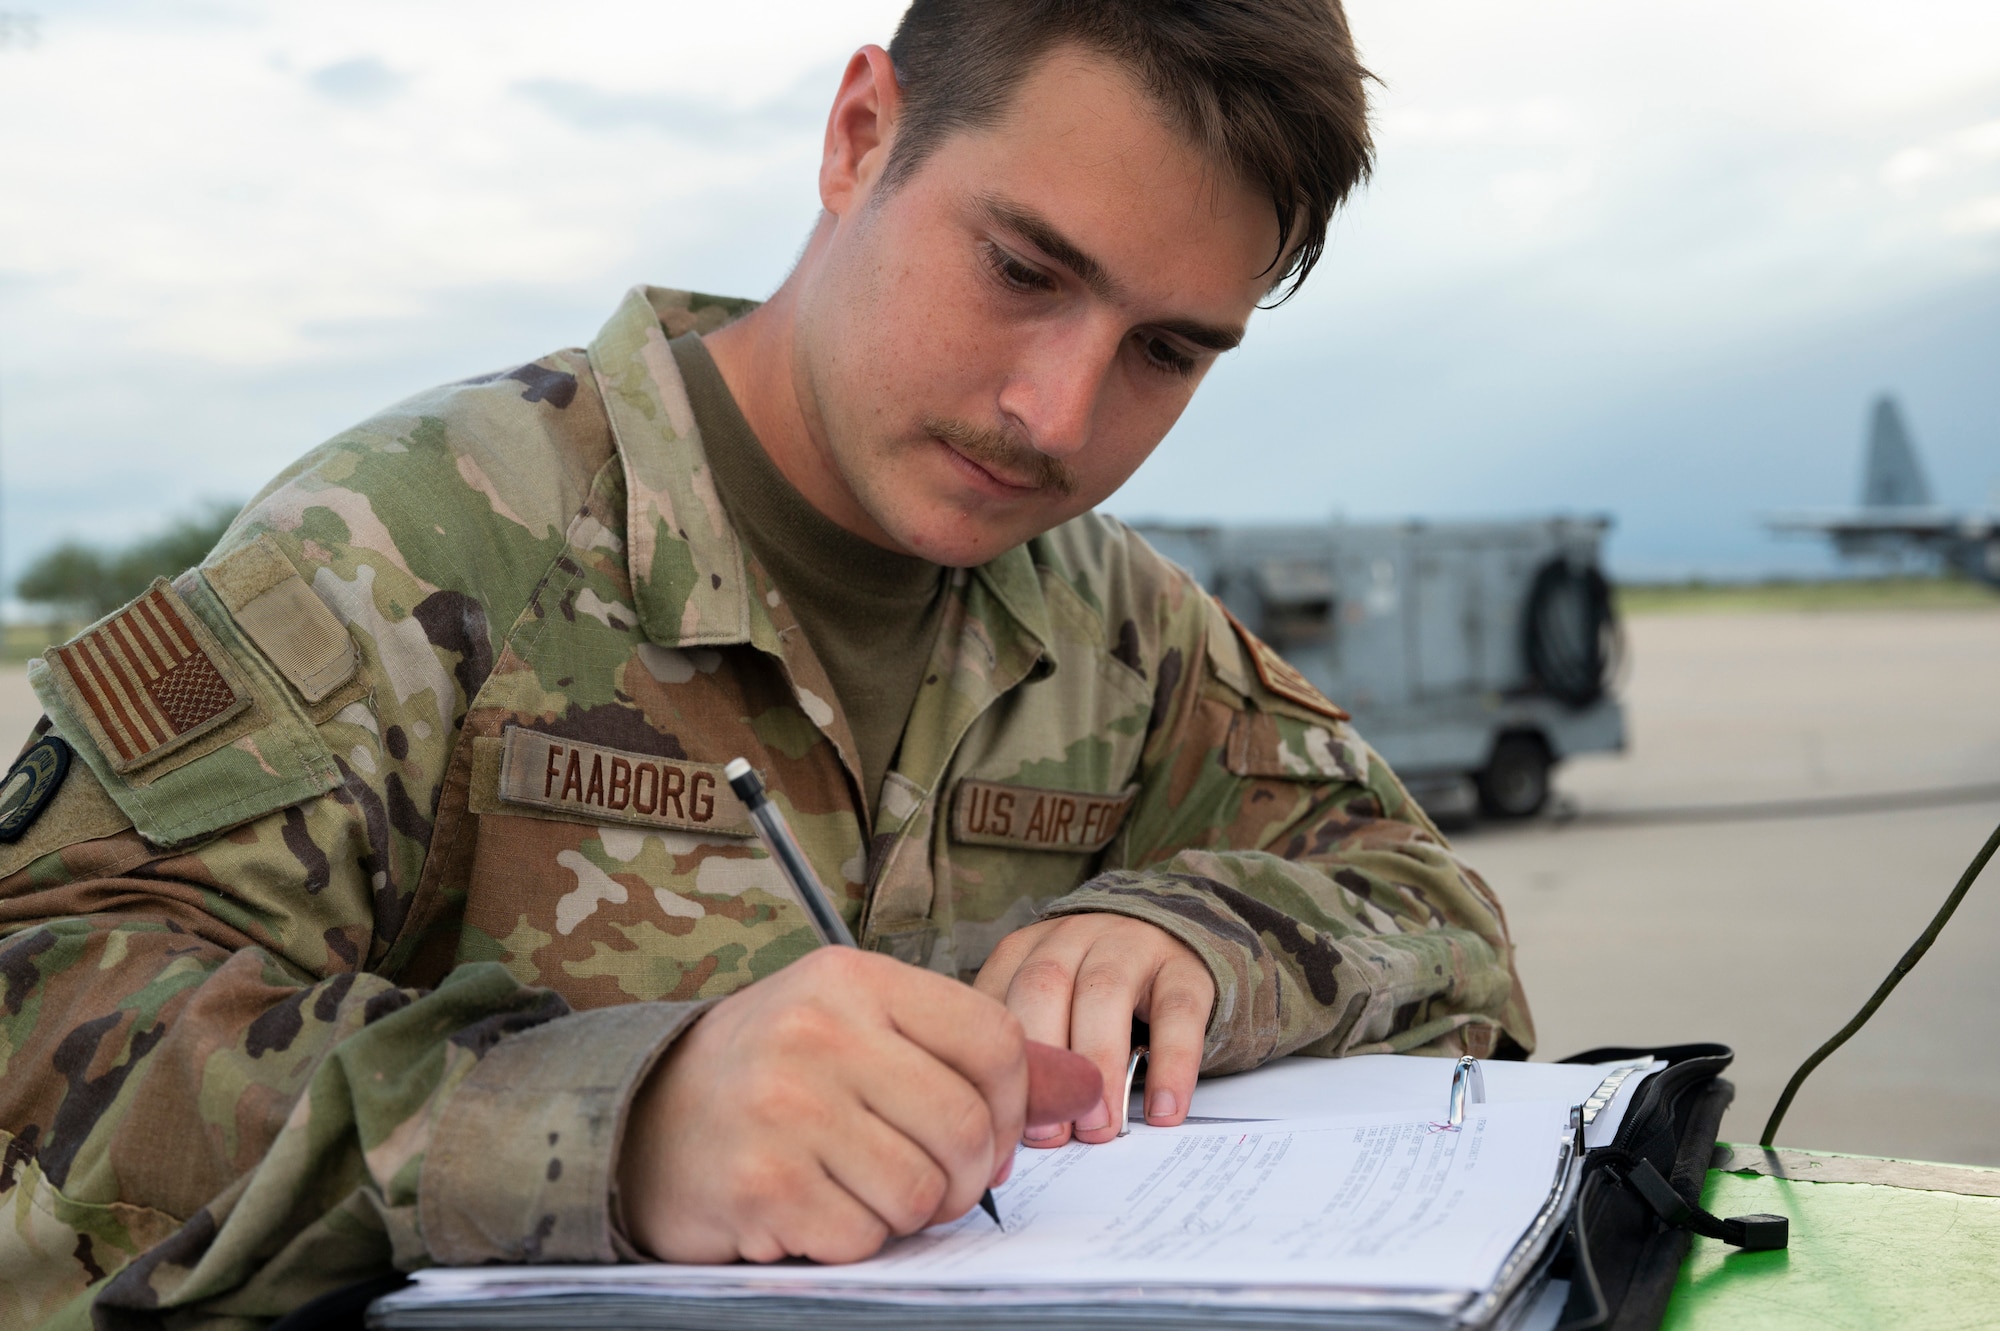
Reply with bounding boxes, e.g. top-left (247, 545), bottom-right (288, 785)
top-left (1144, 1054), bottom-right (1657, 1148)
top-left (409, 1101), bottom-right (1575, 1303)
